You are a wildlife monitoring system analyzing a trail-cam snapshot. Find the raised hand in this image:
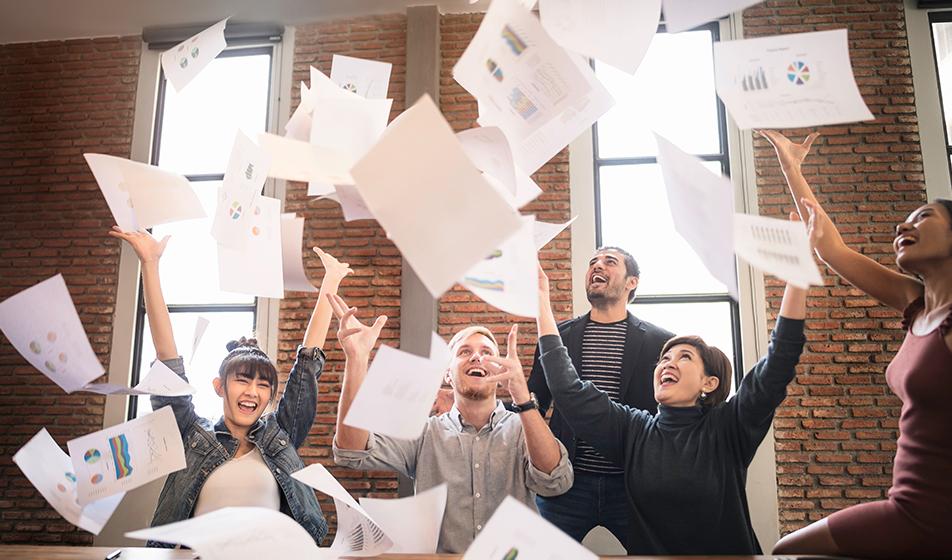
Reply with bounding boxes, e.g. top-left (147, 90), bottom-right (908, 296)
top-left (109, 226), bottom-right (170, 264)
top-left (758, 130), bottom-right (819, 171)
top-left (481, 325), bottom-right (531, 404)
top-left (313, 247), bottom-right (354, 282)
top-left (799, 197), bottom-right (841, 255)
top-left (328, 293), bottom-right (387, 363)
